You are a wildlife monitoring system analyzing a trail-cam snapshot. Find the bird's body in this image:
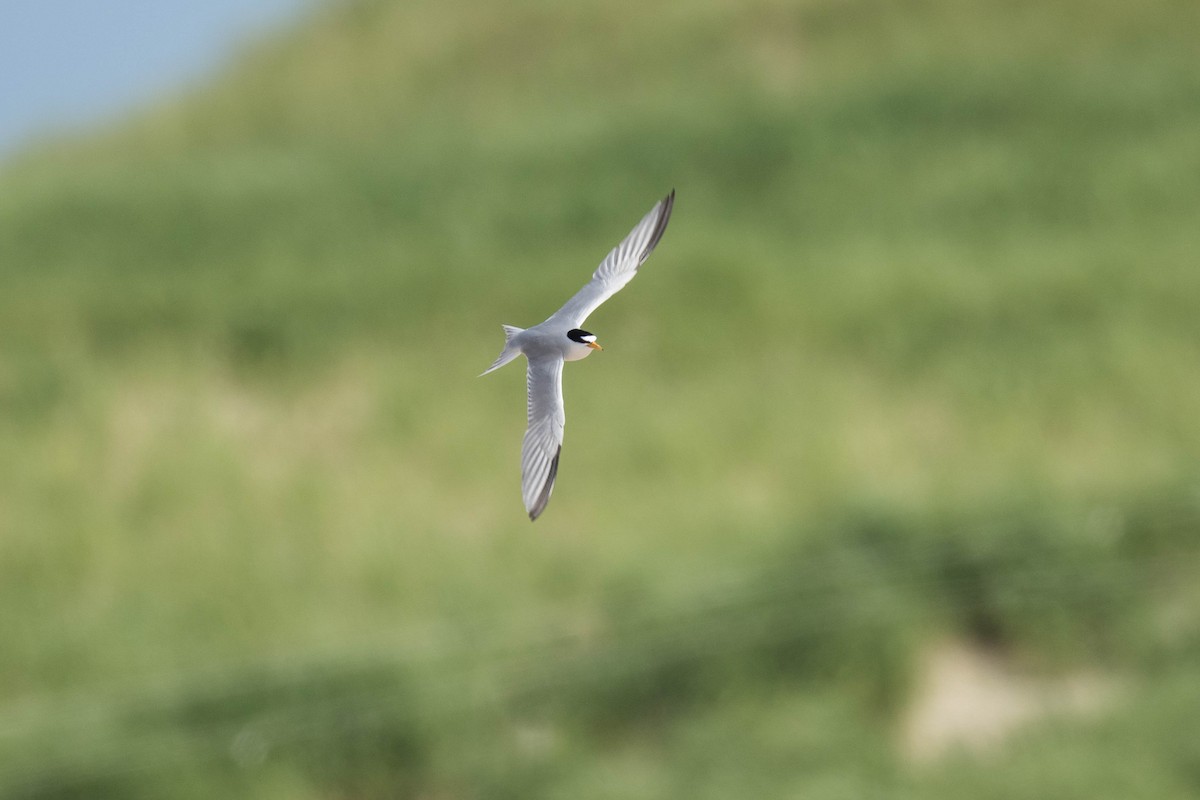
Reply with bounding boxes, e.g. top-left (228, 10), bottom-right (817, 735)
top-left (482, 191), bottom-right (675, 520)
